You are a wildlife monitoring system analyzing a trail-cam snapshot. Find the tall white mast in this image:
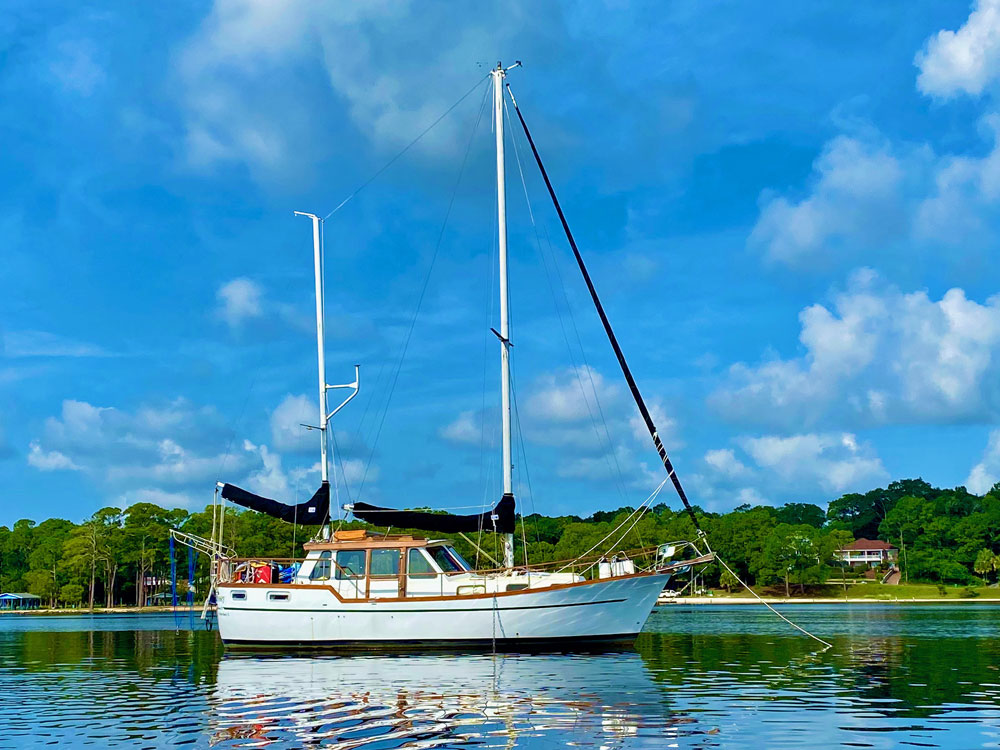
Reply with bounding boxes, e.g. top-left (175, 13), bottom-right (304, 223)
top-left (294, 212), bottom-right (359, 498)
top-left (493, 63), bottom-right (515, 569)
